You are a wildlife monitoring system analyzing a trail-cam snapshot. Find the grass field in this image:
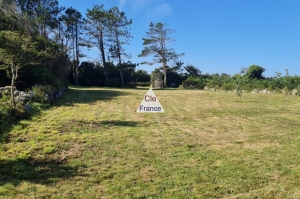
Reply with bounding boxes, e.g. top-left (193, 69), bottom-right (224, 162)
top-left (1, 86), bottom-right (300, 198)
